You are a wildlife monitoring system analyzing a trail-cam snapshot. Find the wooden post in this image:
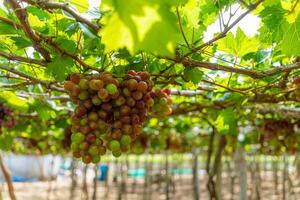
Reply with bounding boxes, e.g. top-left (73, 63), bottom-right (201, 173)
top-left (105, 158), bottom-right (110, 199)
top-left (143, 151), bottom-right (150, 200)
top-left (273, 158), bottom-right (278, 195)
top-left (192, 149), bottom-right (200, 200)
top-left (215, 154), bottom-right (222, 200)
top-left (92, 164), bottom-right (98, 200)
top-left (69, 158), bottom-right (77, 200)
top-left (282, 154), bottom-right (287, 200)
top-left (234, 146), bottom-right (247, 200)
top-left (148, 154), bottom-right (154, 200)
top-left (165, 151), bottom-right (170, 200)
top-left (82, 164), bottom-right (89, 200)
top-left (0, 153), bottom-right (16, 200)
top-left (132, 155), bottom-right (140, 193)
top-left (46, 157), bottom-right (55, 200)
top-left (117, 161), bottom-right (123, 200)
top-left (228, 160), bottom-right (235, 200)
top-left (254, 156), bottom-right (261, 200)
